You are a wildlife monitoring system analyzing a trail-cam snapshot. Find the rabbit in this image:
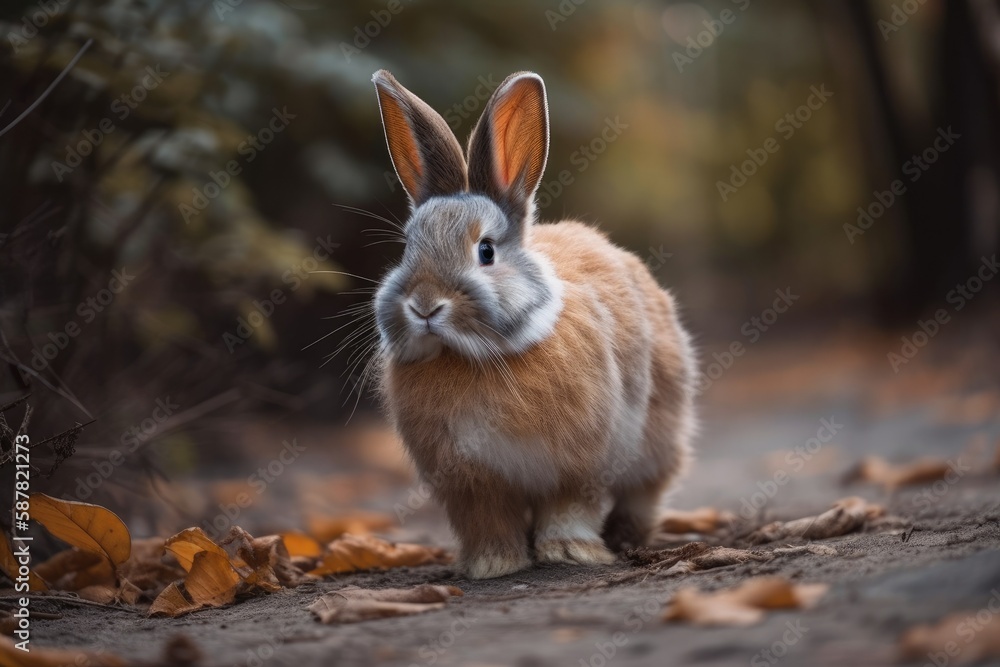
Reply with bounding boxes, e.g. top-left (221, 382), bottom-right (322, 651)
top-left (370, 69), bottom-right (696, 579)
